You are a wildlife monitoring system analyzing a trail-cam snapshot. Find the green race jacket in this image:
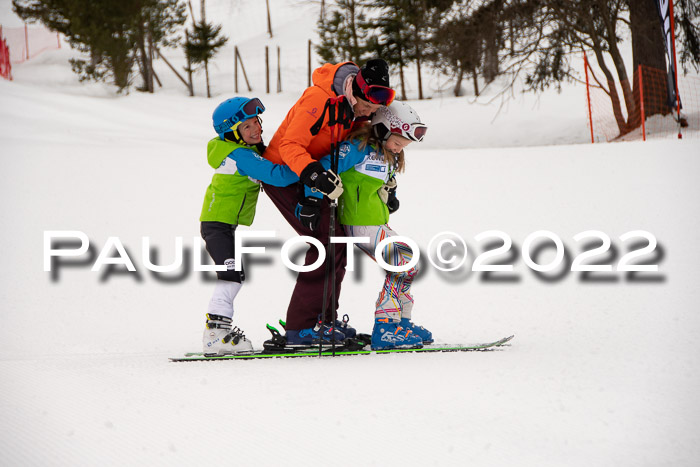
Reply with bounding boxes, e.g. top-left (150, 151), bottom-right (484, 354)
top-left (200, 138), bottom-right (300, 225)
